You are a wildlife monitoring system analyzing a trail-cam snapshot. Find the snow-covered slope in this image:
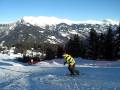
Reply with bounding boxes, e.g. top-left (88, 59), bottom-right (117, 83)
top-left (0, 54), bottom-right (120, 90)
top-left (0, 54), bottom-right (23, 66)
